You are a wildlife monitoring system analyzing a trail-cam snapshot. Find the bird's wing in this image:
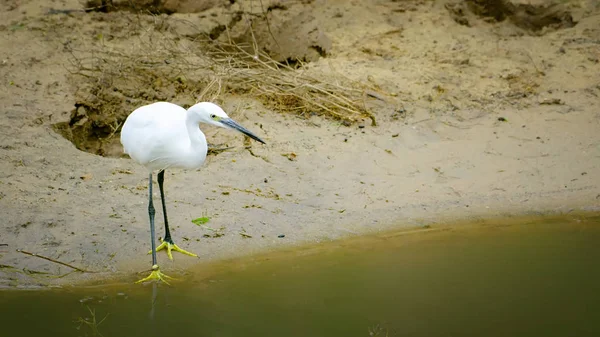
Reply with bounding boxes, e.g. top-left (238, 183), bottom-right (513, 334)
top-left (120, 102), bottom-right (189, 169)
